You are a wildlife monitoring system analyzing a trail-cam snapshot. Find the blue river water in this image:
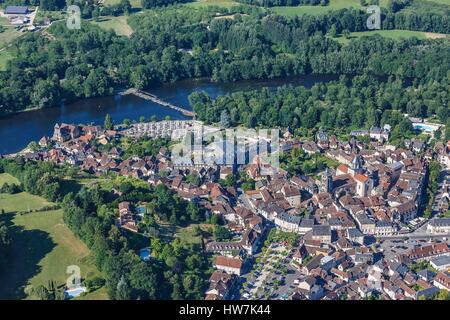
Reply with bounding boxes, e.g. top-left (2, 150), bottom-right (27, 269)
top-left (0, 75), bottom-right (338, 154)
